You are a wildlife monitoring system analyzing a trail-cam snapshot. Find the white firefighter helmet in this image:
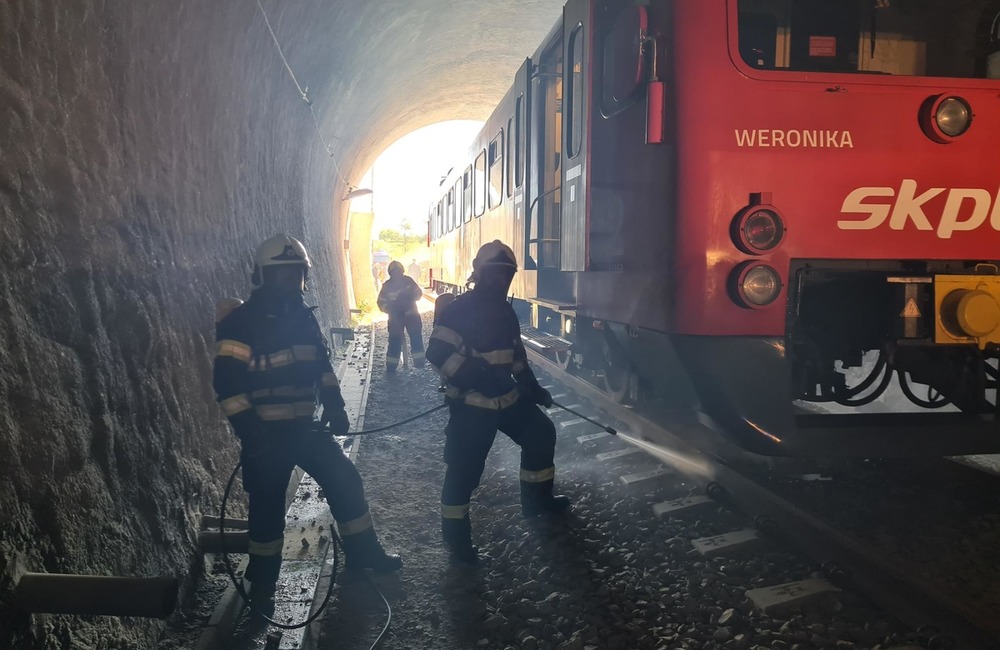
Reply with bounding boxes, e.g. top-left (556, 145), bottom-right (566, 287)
top-left (252, 234), bottom-right (311, 287)
top-left (470, 240), bottom-right (517, 283)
